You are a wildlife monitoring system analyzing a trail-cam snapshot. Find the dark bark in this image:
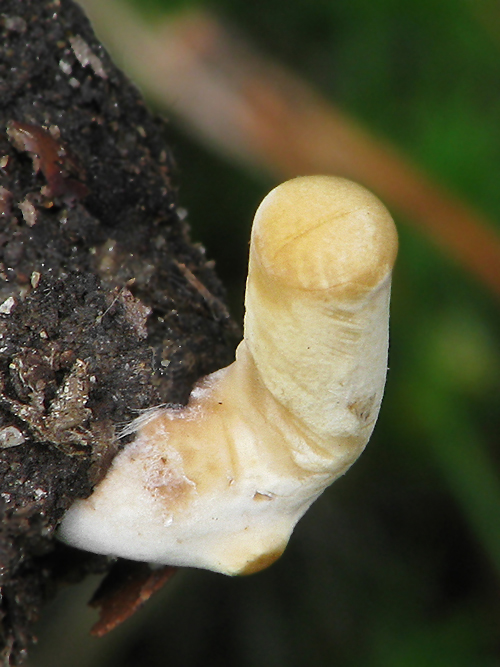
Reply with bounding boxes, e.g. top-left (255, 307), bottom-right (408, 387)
top-left (0, 1), bottom-right (238, 663)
